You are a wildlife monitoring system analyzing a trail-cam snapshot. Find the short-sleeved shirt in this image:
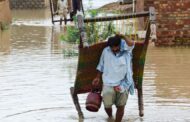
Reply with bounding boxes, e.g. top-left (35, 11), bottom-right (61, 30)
top-left (97, 39), bottom-right (135, 95)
